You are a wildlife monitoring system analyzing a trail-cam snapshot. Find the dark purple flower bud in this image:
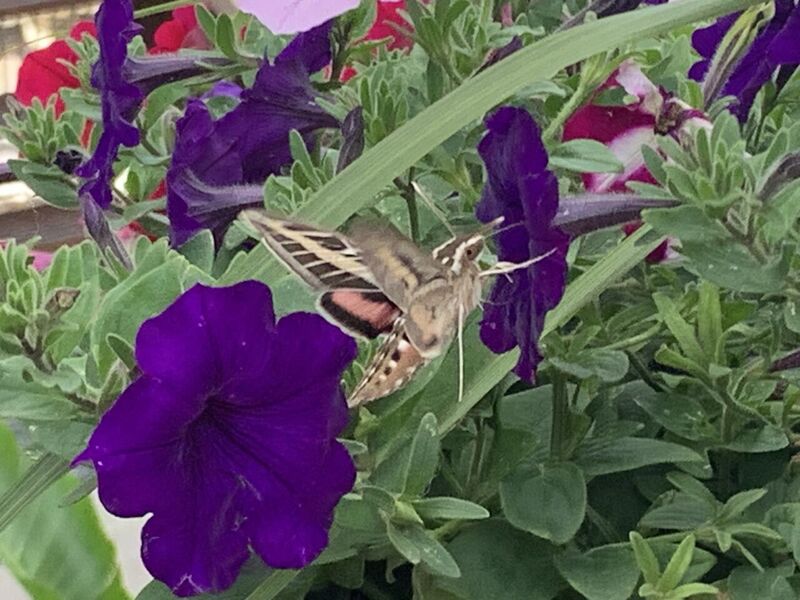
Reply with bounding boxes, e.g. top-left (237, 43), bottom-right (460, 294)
top-left (554, 194), bottom-right (677, 237)
top-left (476, 107), bottom-right (569, 382)
top-left (690, 1), bottom-right (800, 121)
top-left (337, 106), bottom-right (364, 173)
top-left (80, 193), bottom-right (132, 269)
top-left (74, 281), bottom-right (357, 596)
top-left (478, 37), bottom-right (523, 73)
top-left (166, 21), bottom-right (340, 247)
